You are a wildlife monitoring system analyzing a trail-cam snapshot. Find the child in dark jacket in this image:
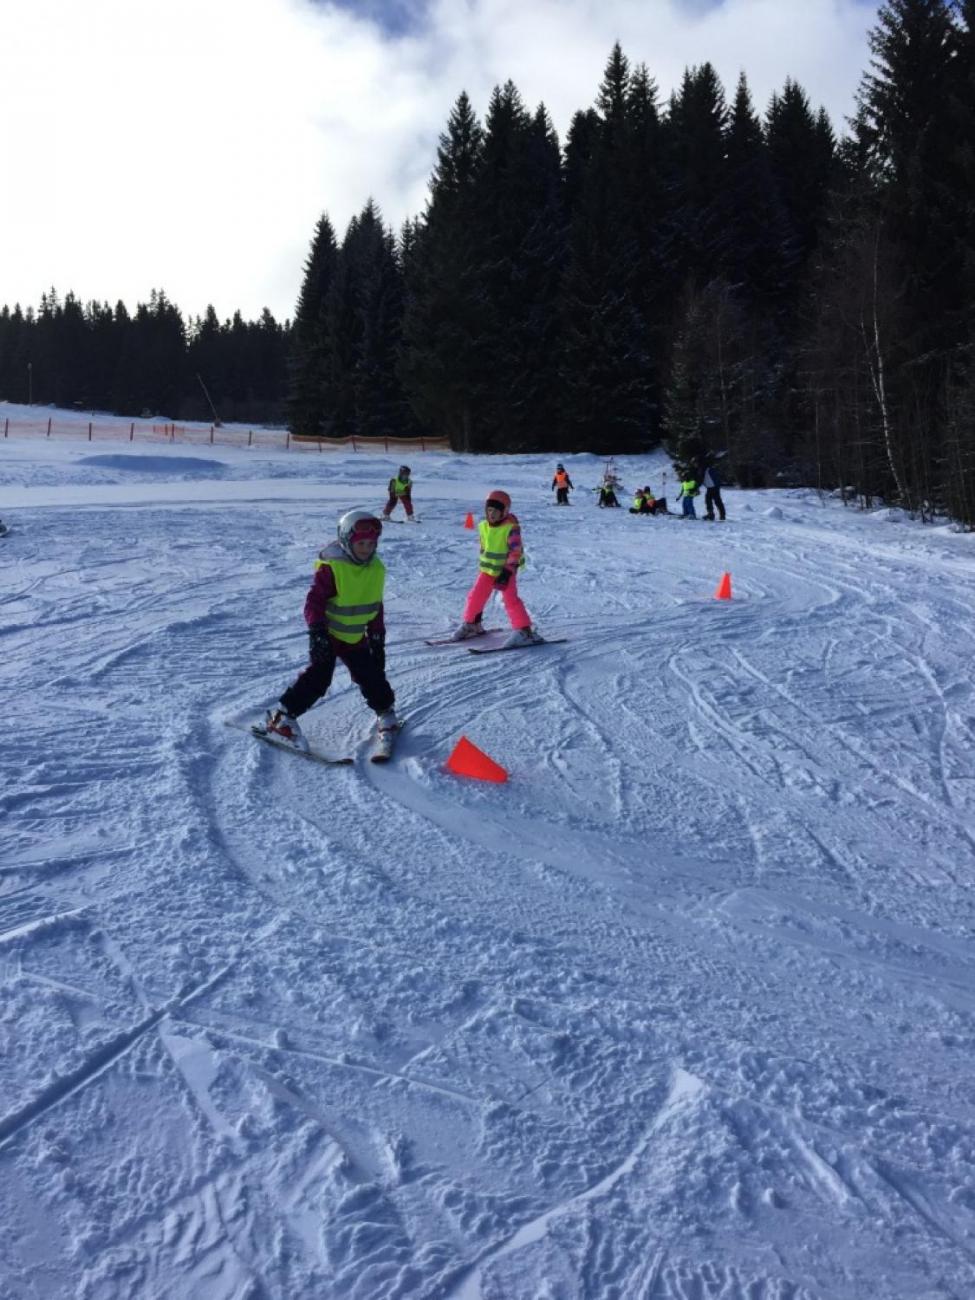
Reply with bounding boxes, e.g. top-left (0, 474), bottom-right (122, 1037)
top-left (263, 509), bottom-right (396, 750)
